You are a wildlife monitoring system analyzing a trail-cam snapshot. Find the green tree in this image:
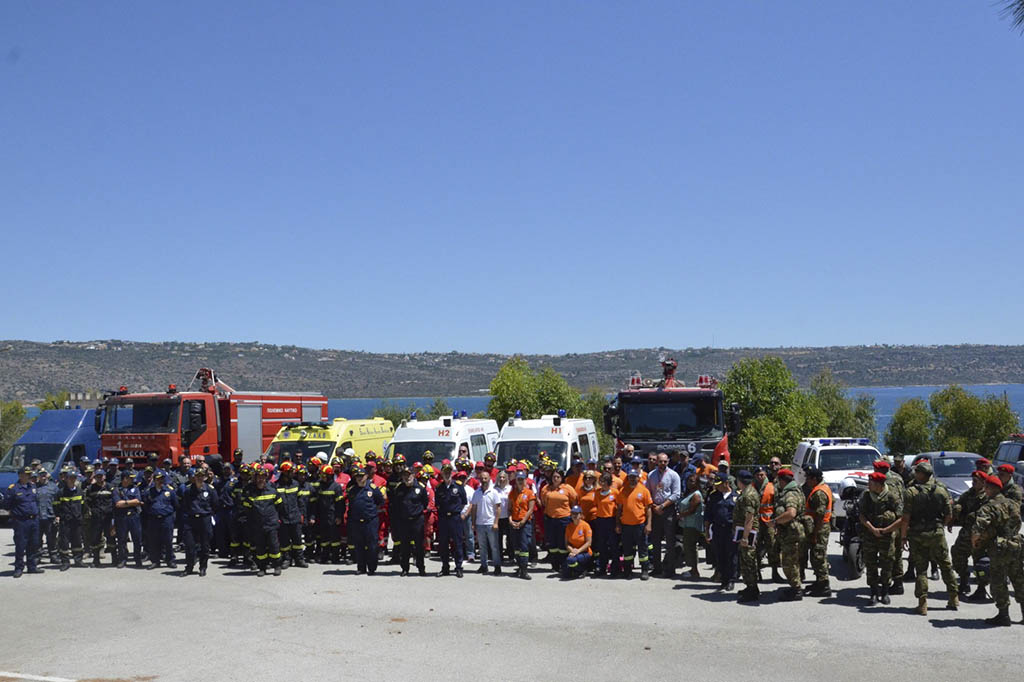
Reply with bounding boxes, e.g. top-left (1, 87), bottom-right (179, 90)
top-left (929, 386), bottom-right (1019, 457)
top-left (372, 400), bottom-right (418, 425)
top-left (580, 388), bottom-right (614, 456)
top-left (487, 357), bottom-right (540, 425)
top-left (884, 398), bottom-right (931, 456)
top-left (721, 357), bottom-right (828, 463)
top-left (1, 400), bottom-right (32, 457)
top-left (808, 369), bottom-right (877, 439)
top-left (425, 398), bottom-right (452, 420)
top-left (535, 367), bottom-right (583, 417)
top-left (37, 391), bottom-right (71, 412)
